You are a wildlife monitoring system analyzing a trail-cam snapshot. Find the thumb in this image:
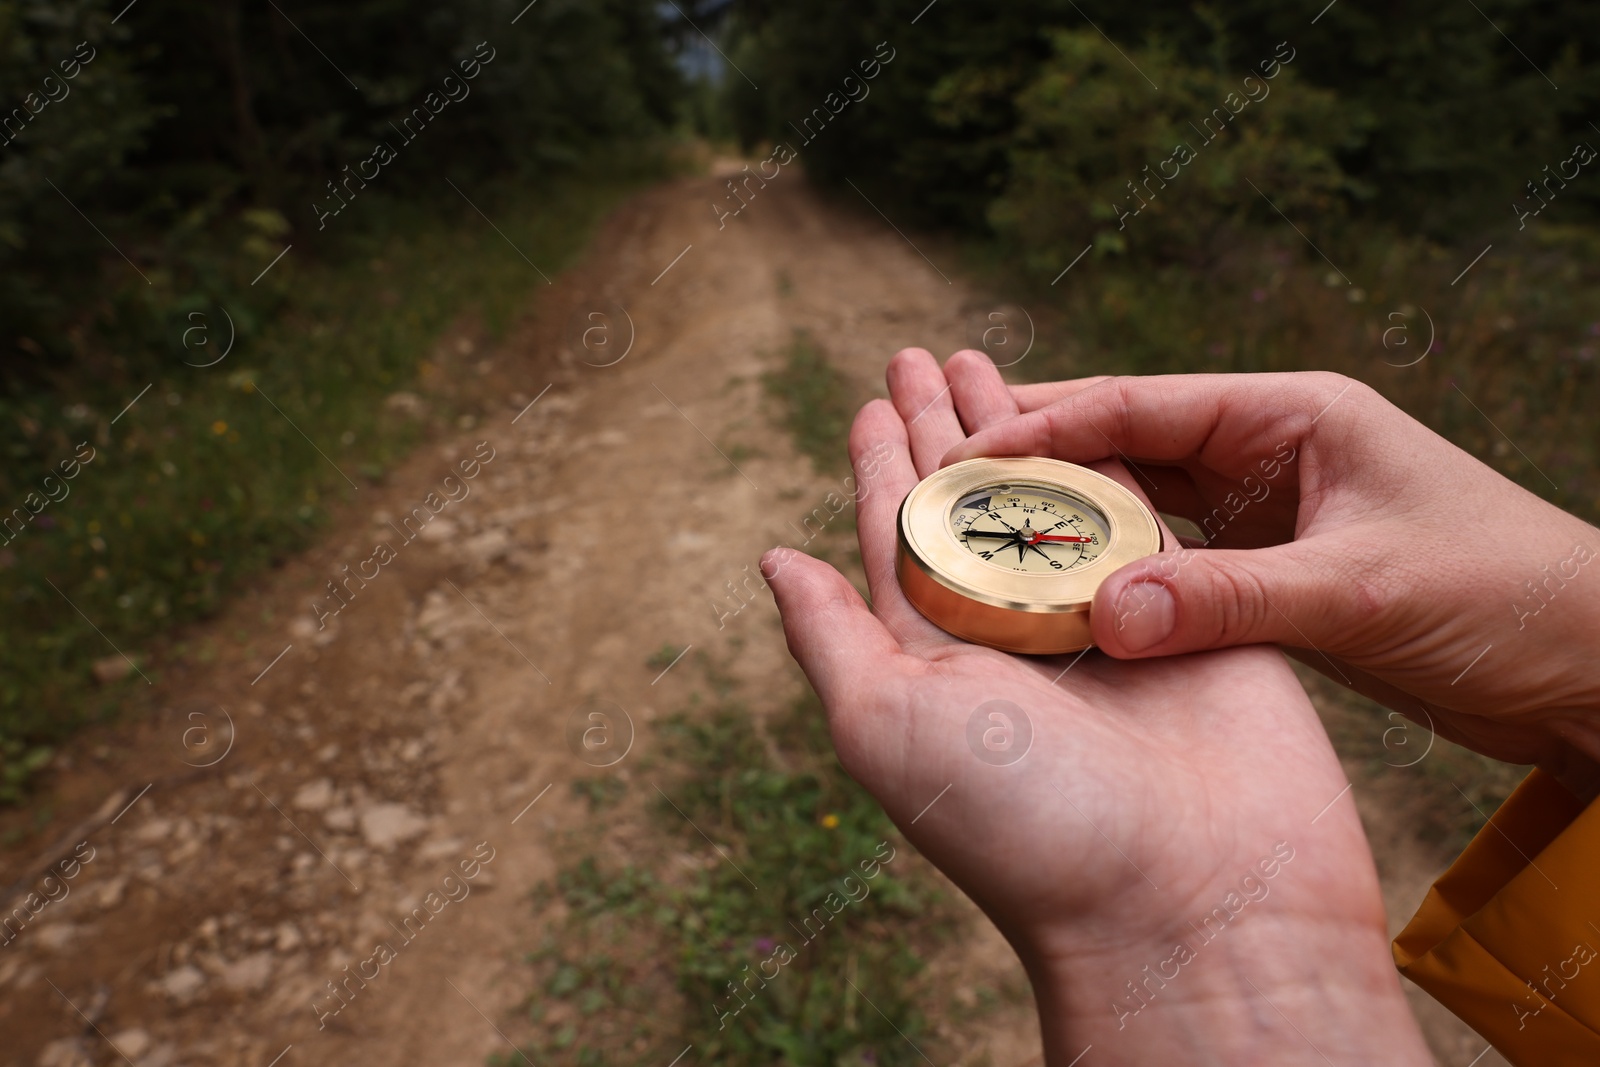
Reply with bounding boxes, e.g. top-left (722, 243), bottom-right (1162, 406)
top-left (1091, 542), bottom-right (1347, 658)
